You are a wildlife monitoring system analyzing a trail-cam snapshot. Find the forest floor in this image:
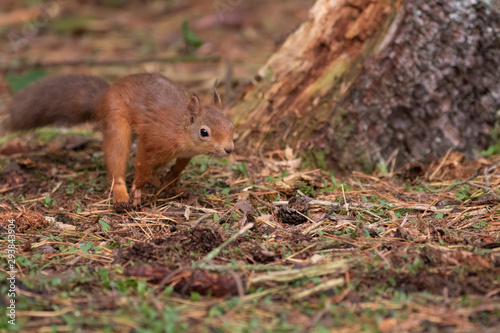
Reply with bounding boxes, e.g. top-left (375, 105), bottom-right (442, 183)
top-left (1, 1), bottom-right (500, 332)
